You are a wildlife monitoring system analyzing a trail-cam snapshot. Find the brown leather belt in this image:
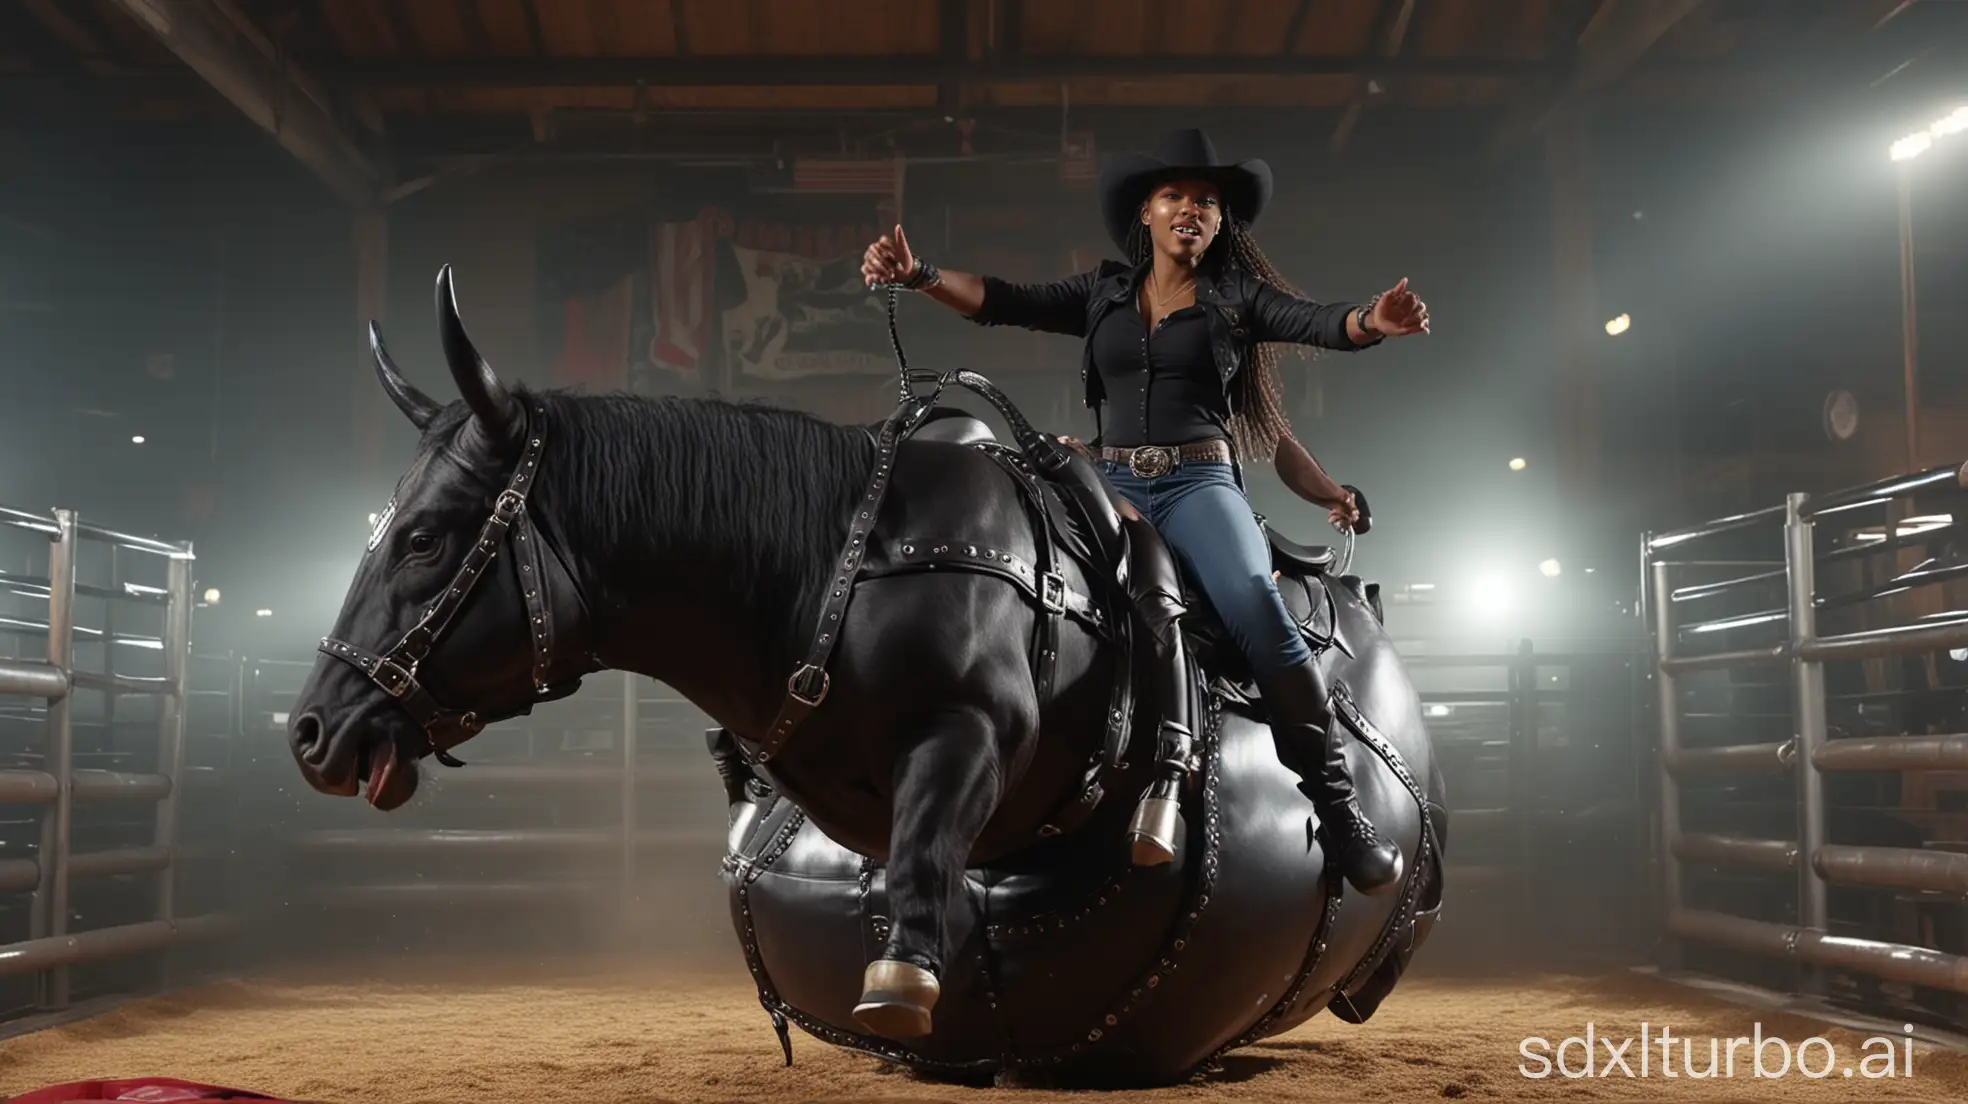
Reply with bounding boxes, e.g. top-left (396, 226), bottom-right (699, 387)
top-left (1099, 439), bottom-right (1233, 478)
